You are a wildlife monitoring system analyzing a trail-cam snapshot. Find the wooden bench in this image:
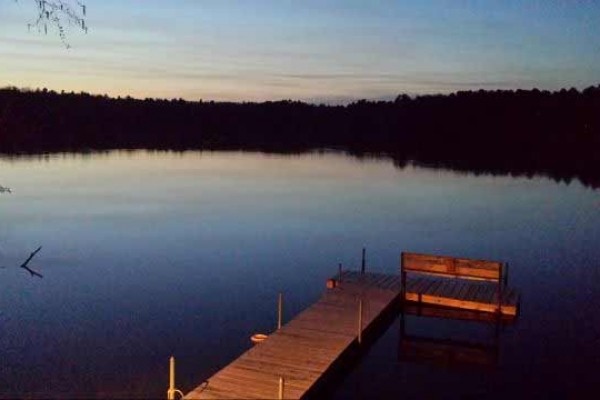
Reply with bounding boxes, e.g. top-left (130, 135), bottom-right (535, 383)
top-left (400, 252), bottom-right (519, 316)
